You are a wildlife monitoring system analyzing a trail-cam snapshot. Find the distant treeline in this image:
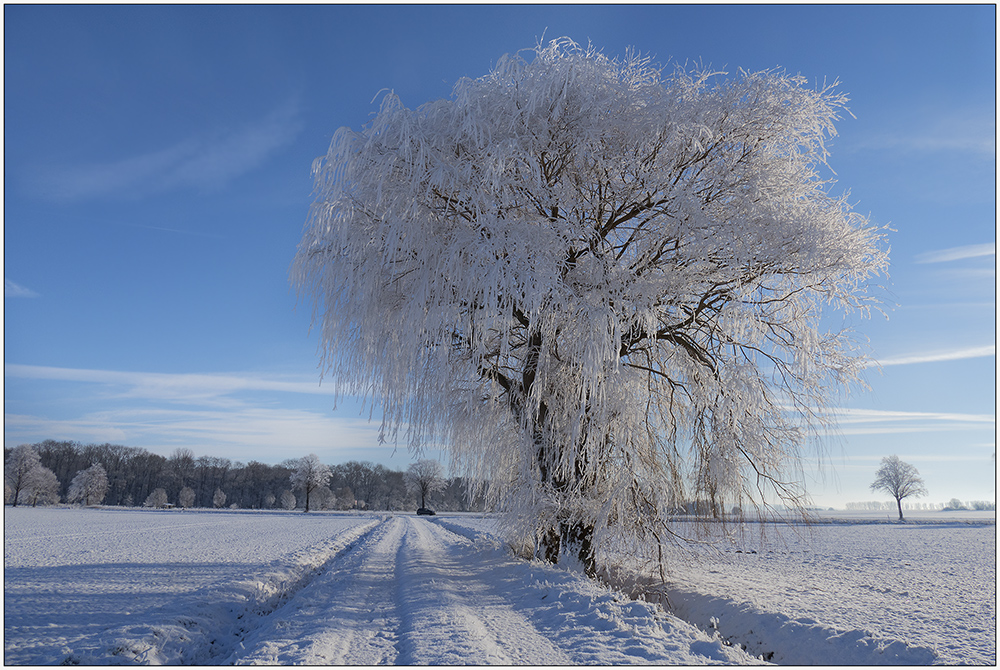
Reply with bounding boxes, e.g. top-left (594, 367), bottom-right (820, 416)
top-left (3, 440), bottom-right (484, 512)
top-left (845, 500), bottom-right (995, 512)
